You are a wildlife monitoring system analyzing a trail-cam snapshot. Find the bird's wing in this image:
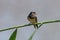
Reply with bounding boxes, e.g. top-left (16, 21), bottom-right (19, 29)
top-left (35, 17), bottom-right (37, 22)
